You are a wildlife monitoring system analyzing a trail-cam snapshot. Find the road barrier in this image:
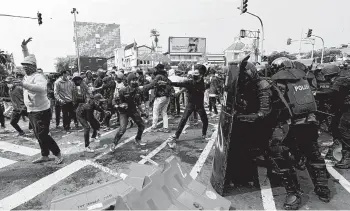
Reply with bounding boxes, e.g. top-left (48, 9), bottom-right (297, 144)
top-left (50, 157), bottom-right (231, 210)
